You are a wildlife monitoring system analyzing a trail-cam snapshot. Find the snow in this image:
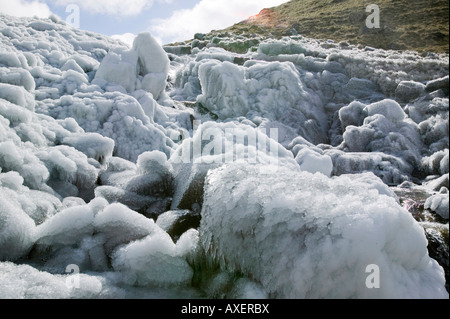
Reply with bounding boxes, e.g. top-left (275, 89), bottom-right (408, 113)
top-left (111, 230), bottom-right (195, 286)
top-left (200, 163), bottom-right (448, 298)
top-left (425, 188), bottom-right (449, 220)
top-left (0, 13), bottom-right (448, 299)
top-left (36, 204), bottom-right (94, 248)
top-left (94, 48), bottom-right (138, 93)
top-left (0, 195), bottom-right (36, 261)
top-left (0, 83), bottom-right (35, 110)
